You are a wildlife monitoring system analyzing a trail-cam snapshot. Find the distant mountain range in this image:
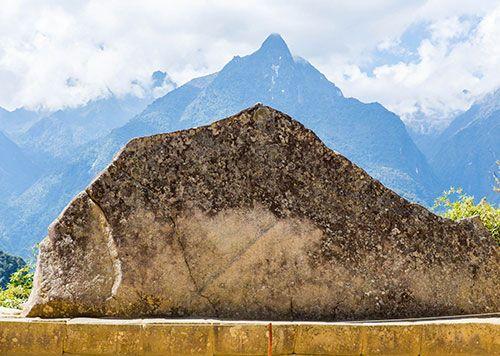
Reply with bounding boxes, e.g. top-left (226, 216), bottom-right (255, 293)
top-left (18, 94), bottom-right (150, 166)
top-left (86, 34), bottom-right (440, 202)
top-left (0, 34), bottom-right (497, 257)
top-left (0, 130), bottom-right (40, 200)
top-left (18, 71), bottom-right (176, 164)
top-left (429, 89), bottom-right (499, 204)
top-left (0, 107), bottom-right (45, 138)
top-left (0, 71), bottom-right (175, 254)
